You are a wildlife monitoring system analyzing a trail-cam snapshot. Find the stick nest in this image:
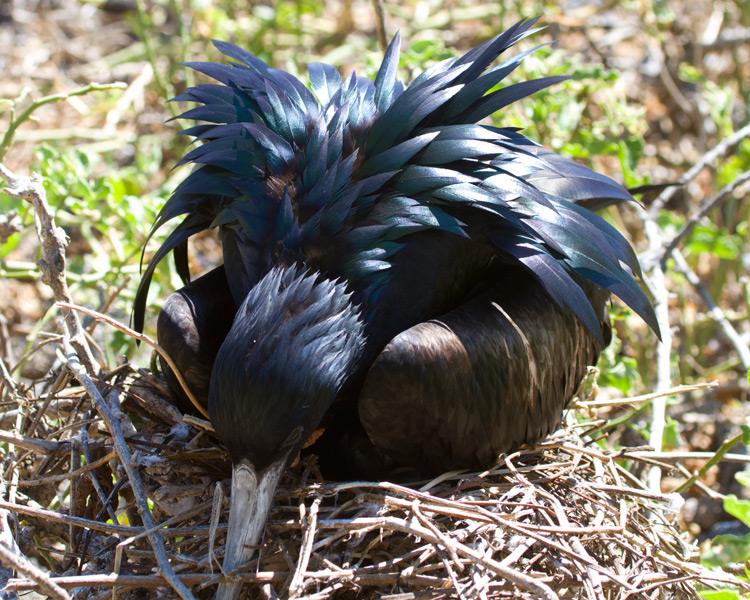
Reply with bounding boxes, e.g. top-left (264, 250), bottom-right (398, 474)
top-left (0, 365), bottom-right (731, 600)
